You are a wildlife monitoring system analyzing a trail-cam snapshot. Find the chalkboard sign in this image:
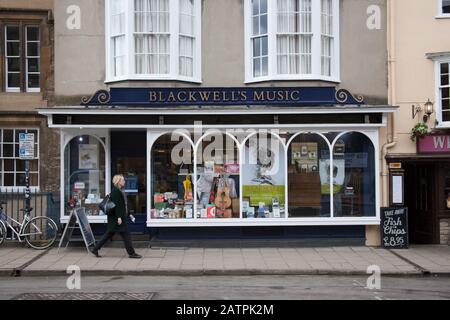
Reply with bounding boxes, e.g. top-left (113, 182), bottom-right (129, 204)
top-left (58, 208), bottom-right (96, 252)
top-left (381, 207), bottom-right (408, 249)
